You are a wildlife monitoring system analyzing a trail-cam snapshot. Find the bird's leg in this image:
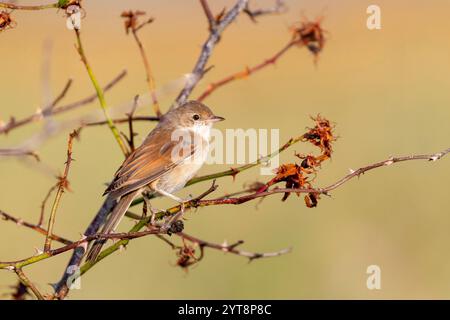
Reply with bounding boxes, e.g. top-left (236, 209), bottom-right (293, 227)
top-left (142, 190), bottom-right (164, 226)
top-left (154, 187), bottom-right (190, 235)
